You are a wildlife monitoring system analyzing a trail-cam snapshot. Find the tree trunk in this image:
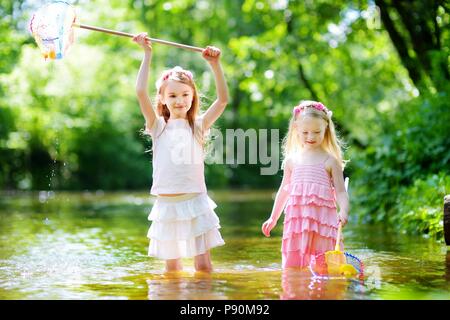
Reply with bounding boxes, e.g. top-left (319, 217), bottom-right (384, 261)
top-left (391, 1), bottom-right (435, 77)
top-left (376, 0), bottom-right (449, 91)
top-left (296, 62), bottom-right (320, 102)
top-left (375, 0), bottom-right (424, 88)
top-left (285, 1), bottom-right (321, 101)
